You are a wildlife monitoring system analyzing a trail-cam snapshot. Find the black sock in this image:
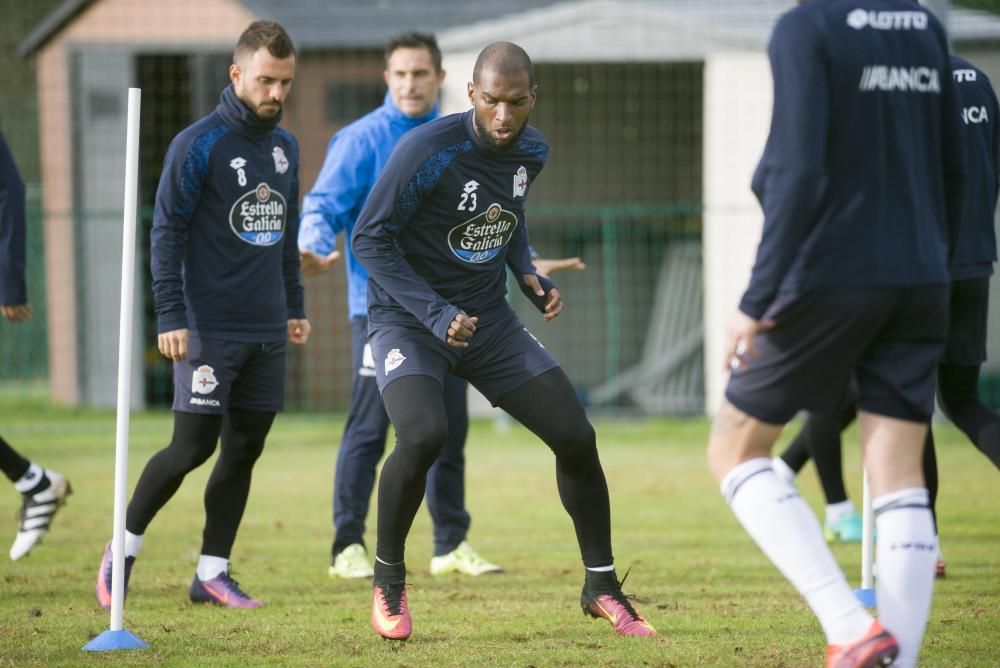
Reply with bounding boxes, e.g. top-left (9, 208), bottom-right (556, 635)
top-left (584, 568), bottom-right (618, 594)
top-left (373, 559), bottom-right (406, 585)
